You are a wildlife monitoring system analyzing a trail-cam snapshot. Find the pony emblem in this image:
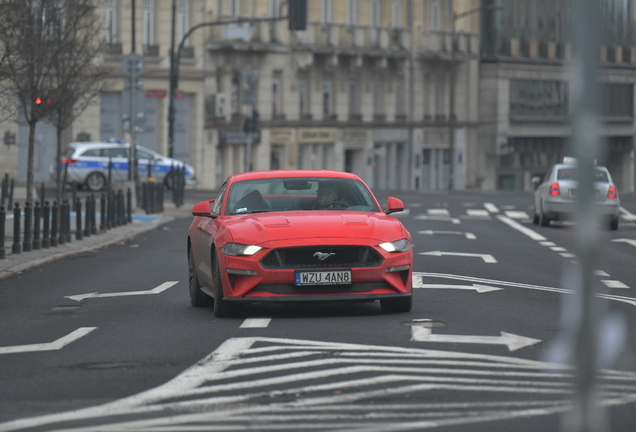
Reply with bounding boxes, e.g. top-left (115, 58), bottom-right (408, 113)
top-left (313, 252), bottom-right (336, 261)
